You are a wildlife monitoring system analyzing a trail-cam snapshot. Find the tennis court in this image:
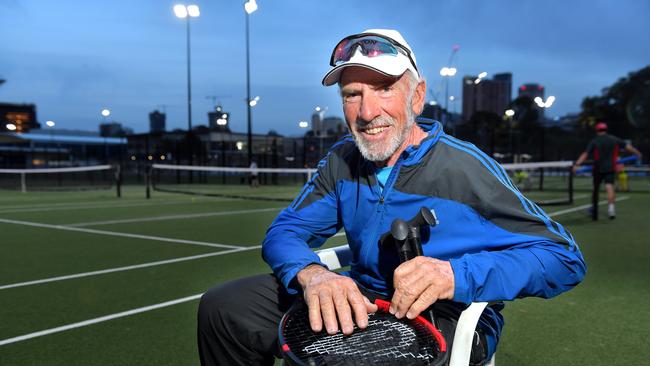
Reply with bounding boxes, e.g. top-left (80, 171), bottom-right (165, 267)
top-left (0, 182), bottom-right (648, 365)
